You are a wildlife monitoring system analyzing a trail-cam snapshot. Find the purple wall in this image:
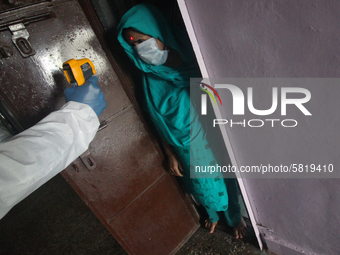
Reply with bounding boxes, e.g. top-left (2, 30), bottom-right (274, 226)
top-left (184, 1), bottom-right (340, 254)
